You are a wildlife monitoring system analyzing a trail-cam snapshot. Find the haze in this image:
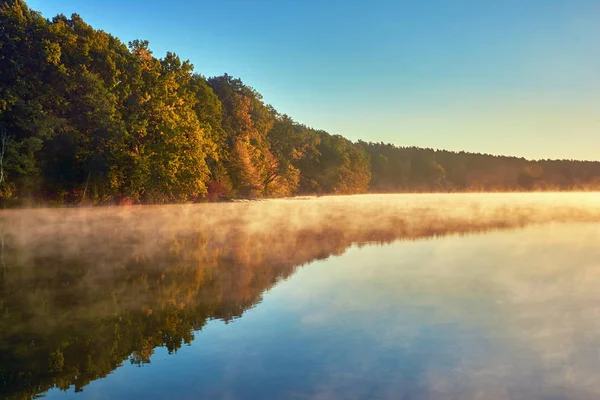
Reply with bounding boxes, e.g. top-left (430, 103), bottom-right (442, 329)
top-left (5, 193), bottom-right (600, 262)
